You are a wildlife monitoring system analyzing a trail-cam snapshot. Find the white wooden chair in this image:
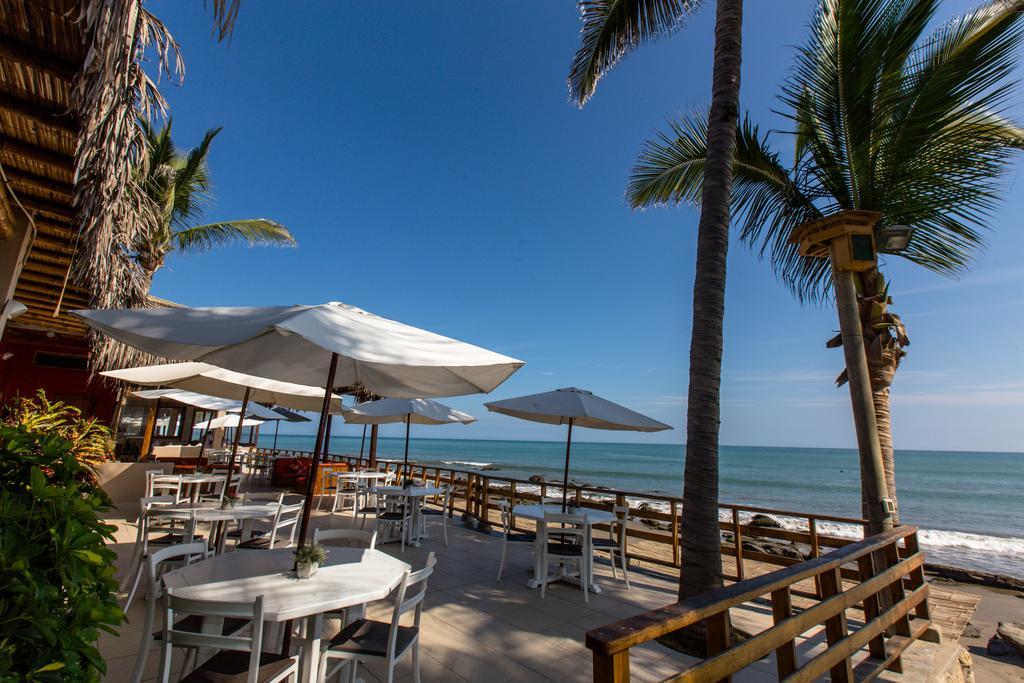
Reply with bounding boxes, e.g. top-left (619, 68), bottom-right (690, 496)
top-left (236, 501), bottom-right (303, 550)
top-left (122, 496), bottom-right (199, 611)
top-left (147, 473), bottom-right (187, 503)
top-left (158, 592), bottom-right (298, 683)
top-left (592, 505), bottom-right (631, 589)
top-left (419, 487), bottom-right (452, 546)
top-left (495, 499), bottom-right (537, 583)
top-left (539, 511), bottom-right (590, 603)
top-left (376, 492), bottom-right (413, 552)
top-left (328, 473), bottom-right (361, 515)
top-left (320, 553), bottom-right (436, 683)
top-left (313, 528), bottom-right (377, 550)
top-left (129, 541), bottom-right (215, 683)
